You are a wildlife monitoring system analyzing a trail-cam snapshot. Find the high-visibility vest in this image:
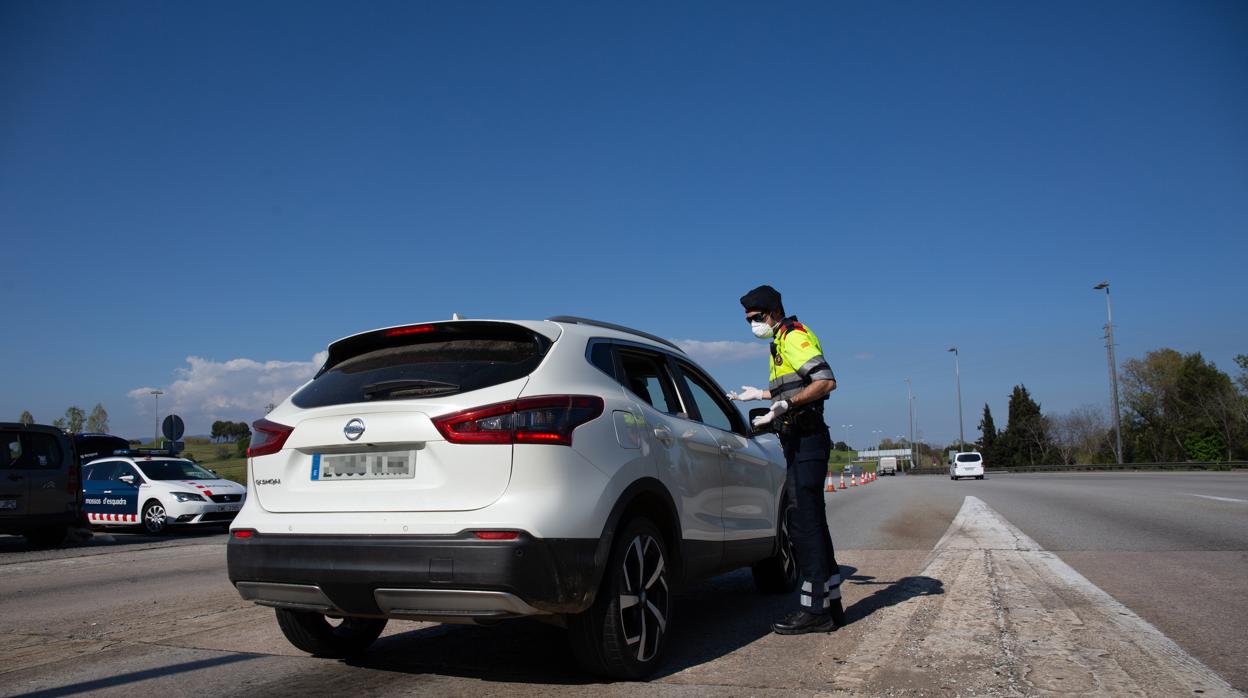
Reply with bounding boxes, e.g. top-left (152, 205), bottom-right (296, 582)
top-left (768, 317), bottom-right (835, 404)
